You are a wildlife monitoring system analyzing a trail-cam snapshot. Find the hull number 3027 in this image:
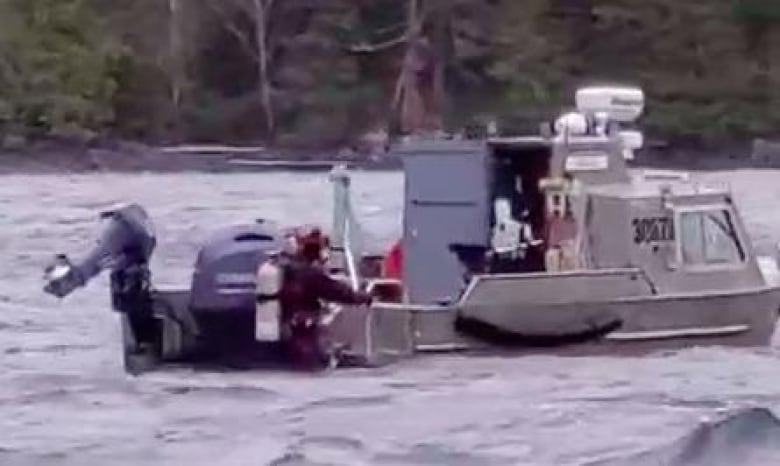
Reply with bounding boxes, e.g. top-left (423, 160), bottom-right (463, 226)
top-left (632, 217), bottom-right (674, 244)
